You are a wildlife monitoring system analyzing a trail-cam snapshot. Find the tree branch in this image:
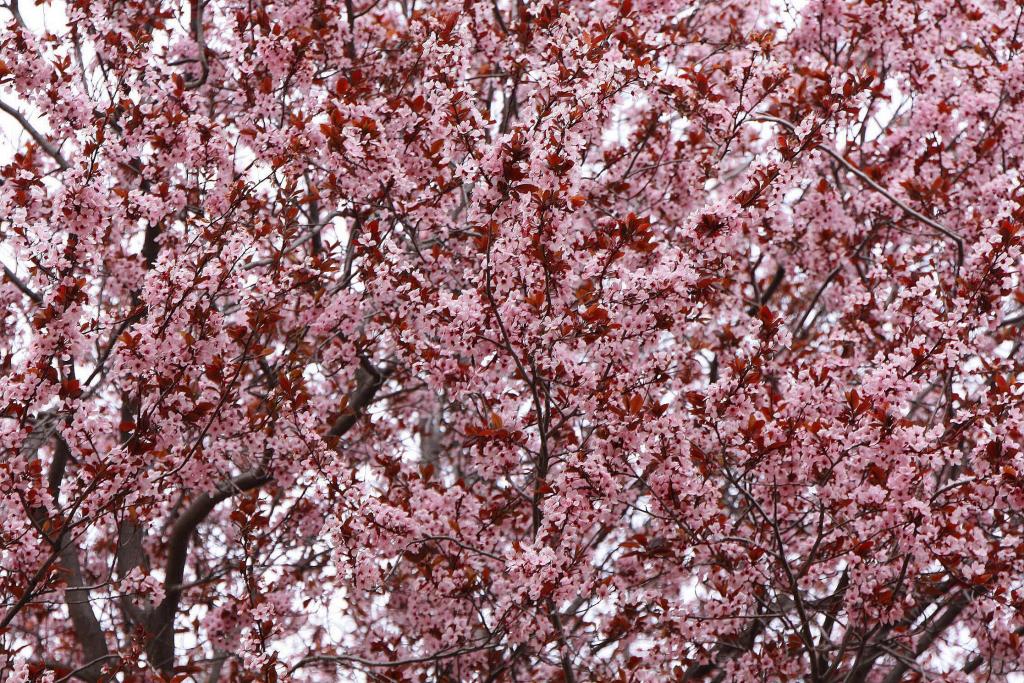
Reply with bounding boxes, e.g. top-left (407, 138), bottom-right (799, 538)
top-left (751, 115), bottom-right (964, 269)
top-left (2, 264), bottom-right (42, 303)
top-left (145, 469), bottom-right (271, 672)
top-left (879, 593), bottom-right (968, 683)
top-left (0, 98), bottom-right (69, 169)
top-left (327, 360), bottom-right (387, 438)
top-left (56, 539), bottom-right (112, 682)
top-left (146, 360), bottom-right (387, 671)
top-left (183, 0), bottom-right (209, 89)
top-left (11, 418), bottom-right (109, 681)
top-left (290, 639), bottom-right (499, 672)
